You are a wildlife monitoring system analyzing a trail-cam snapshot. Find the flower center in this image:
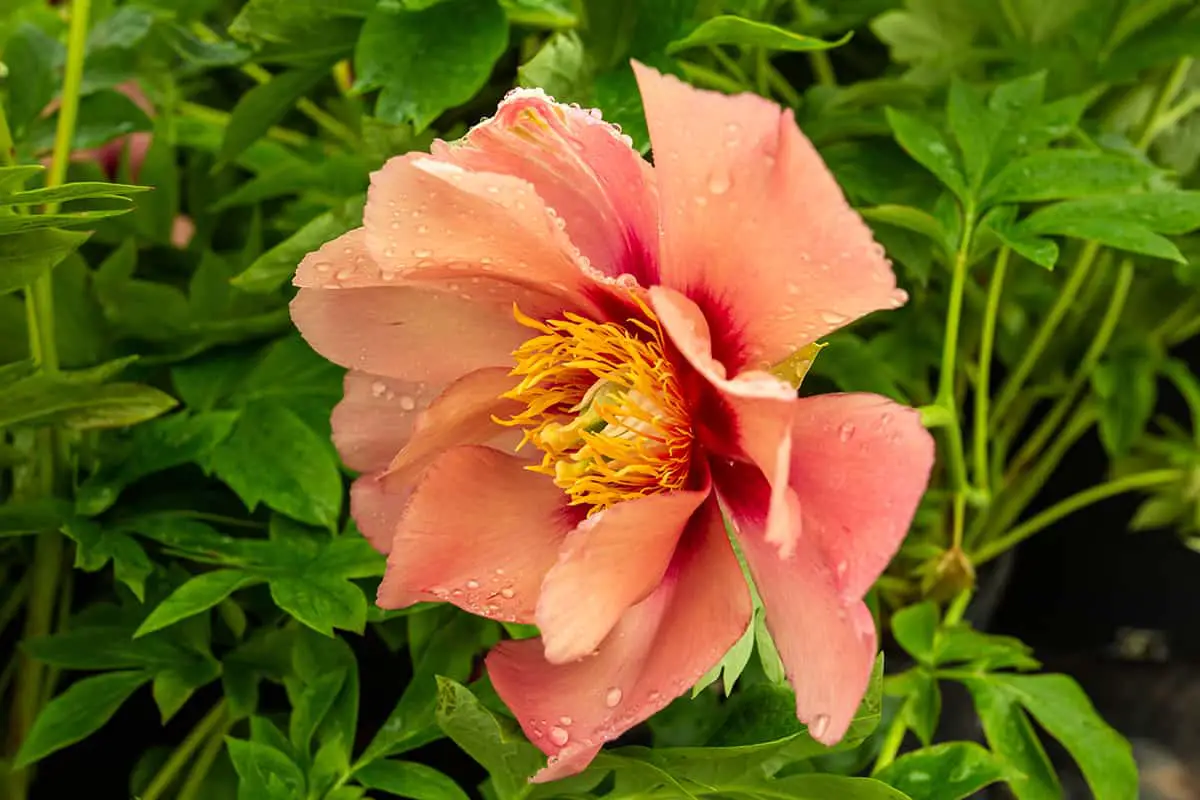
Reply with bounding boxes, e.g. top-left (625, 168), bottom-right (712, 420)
top-left (498, 302), bottom-right (693, 512)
